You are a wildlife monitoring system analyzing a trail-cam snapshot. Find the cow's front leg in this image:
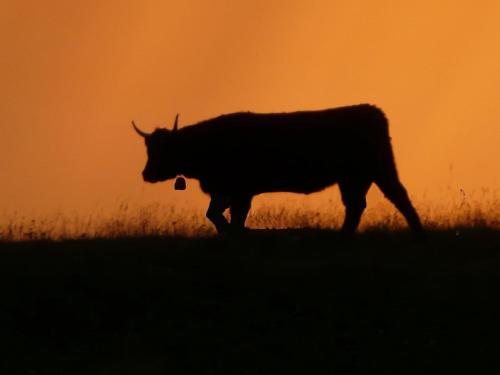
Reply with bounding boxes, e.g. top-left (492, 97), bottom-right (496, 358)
top-left (230, 195), bottom-right (253, 231)
top-left (206, 194), bottom-right (231, 233)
